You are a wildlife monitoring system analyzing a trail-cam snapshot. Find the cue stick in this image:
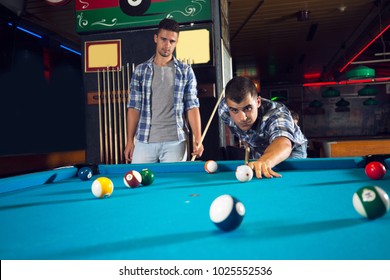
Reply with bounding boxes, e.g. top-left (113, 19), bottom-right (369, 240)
top-left (244, 142), bottom-right (250, 165)
top-left (117, 66), bottom-right (123, 163)
top-left (97, 70), bottom-right (103, 163)
top-left (102, 69), bottom-right (109, 164)
top-left (112, 68), bottom-right (118, 164)
top-left (122, 65), bottom-right (127, 163)
top-left (190, 89), bottom-right (225, 161)
top-left (107, 67), bottom-right (113, 164)
top-left (124, 63), bottom-right (130, 146)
